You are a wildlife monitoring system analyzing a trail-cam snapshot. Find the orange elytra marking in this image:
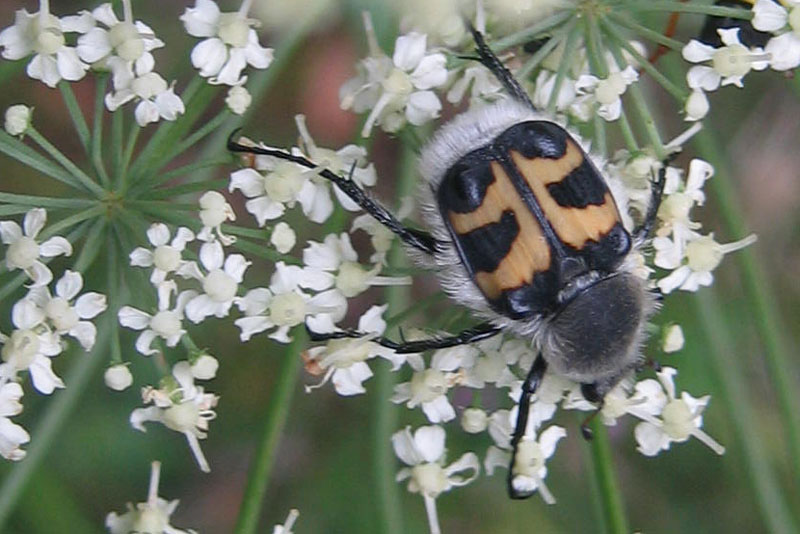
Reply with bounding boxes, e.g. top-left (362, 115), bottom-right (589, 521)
top-left (449, 162), bottom-right (551, 300)
top-left (511, 145), bottom-right (621, 249)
